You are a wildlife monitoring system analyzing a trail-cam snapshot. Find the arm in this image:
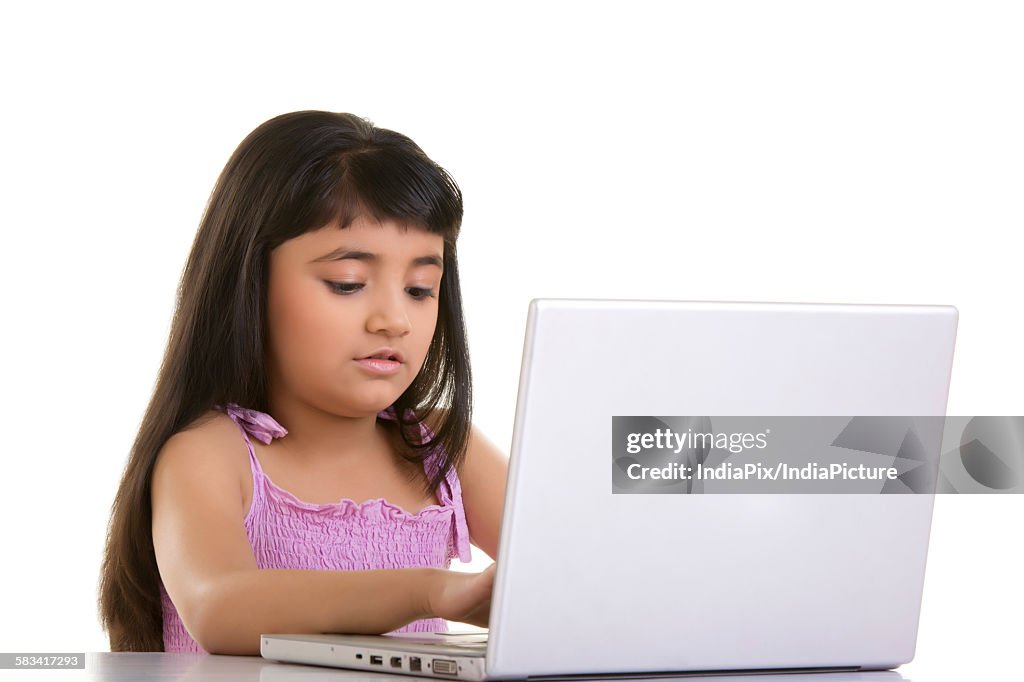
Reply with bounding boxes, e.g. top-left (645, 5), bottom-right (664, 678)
top-left (151, 425), bottom-right (457, 655)
top-left (457, 423), bottom-right (510, 561)
top-left (194, 569), bottom-right (437, 655)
